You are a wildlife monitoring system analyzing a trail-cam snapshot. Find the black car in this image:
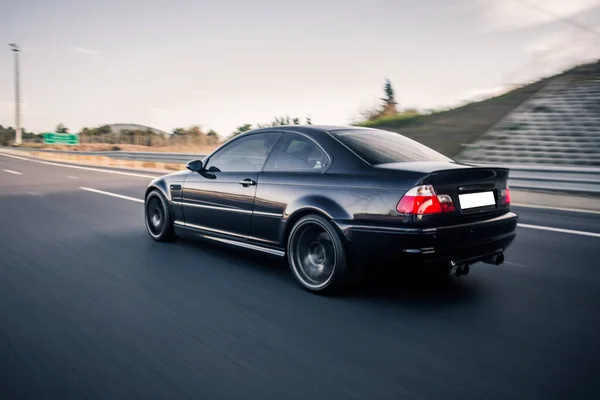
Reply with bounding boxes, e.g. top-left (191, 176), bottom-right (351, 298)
top-left (144, 125), bottom-right (517, 294)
